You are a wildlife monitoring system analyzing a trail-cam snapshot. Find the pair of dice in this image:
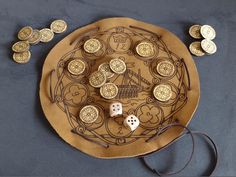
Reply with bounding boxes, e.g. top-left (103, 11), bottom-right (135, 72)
top-left (110, 102), bottom-right (140, 131)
